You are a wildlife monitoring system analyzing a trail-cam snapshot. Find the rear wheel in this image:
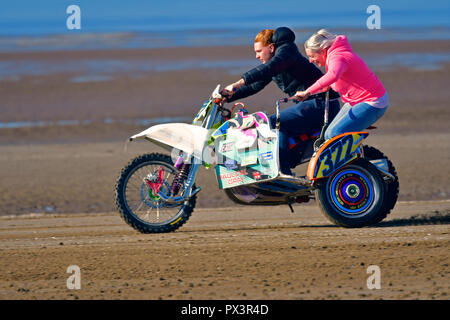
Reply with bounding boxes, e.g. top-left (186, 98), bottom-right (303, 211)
top-left (315, 158), bottom-right (386, 228)
top-left (363, 145), bottom-right (399, 223)
top-left (115, 153), bottom-right (196, 233)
